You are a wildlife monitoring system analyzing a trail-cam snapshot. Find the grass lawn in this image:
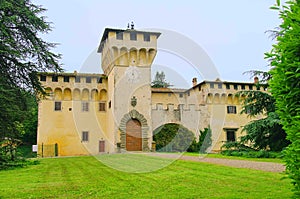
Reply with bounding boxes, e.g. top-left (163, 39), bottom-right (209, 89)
top-left (184, 152), bottom-right (284, 163)
top-left (0, 154), bottom-right (292, 198)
